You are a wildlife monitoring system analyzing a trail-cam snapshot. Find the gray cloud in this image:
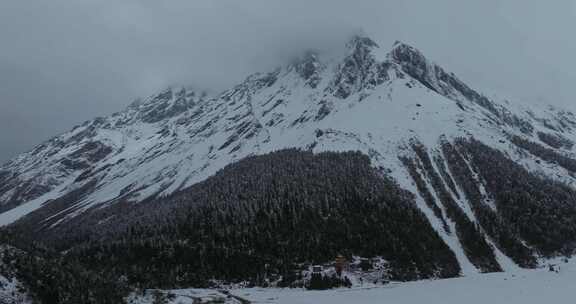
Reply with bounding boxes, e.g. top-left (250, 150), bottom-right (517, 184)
top-left (1, 0), bottom-right (575, 163)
